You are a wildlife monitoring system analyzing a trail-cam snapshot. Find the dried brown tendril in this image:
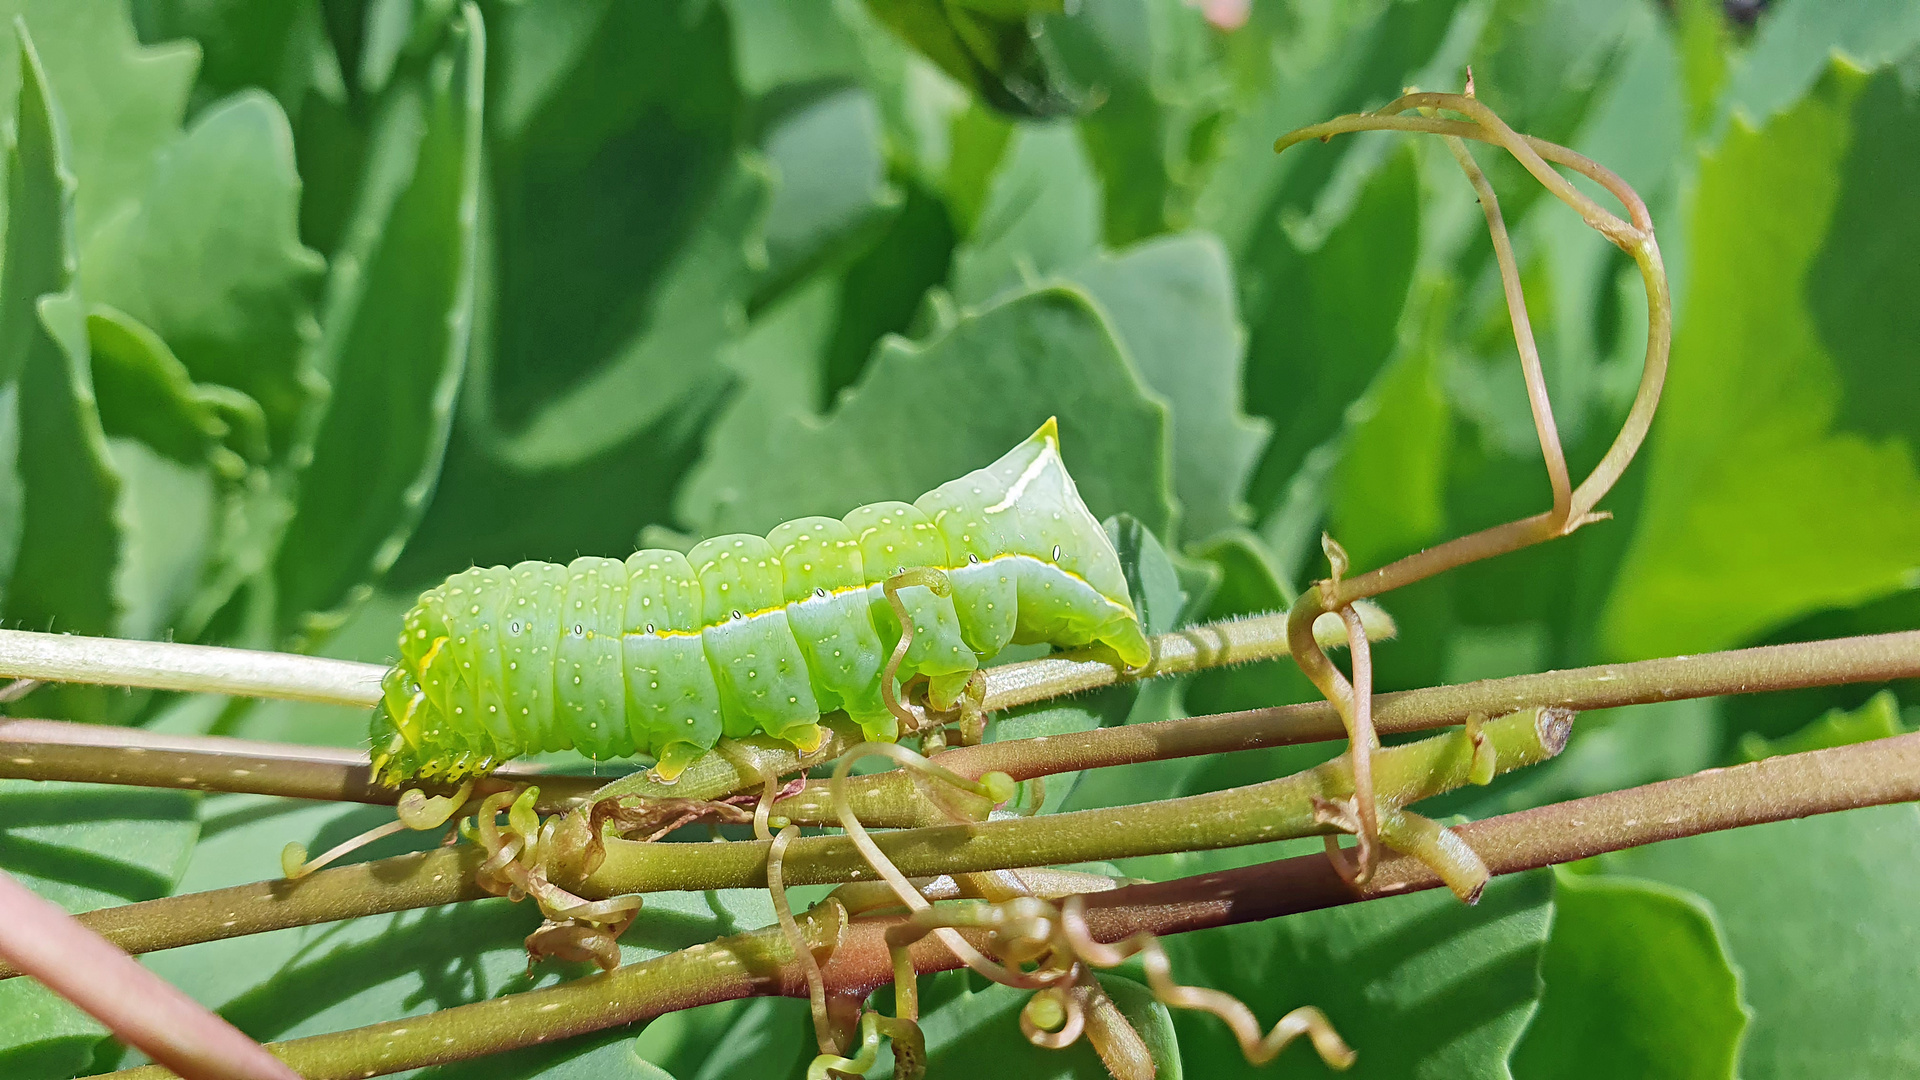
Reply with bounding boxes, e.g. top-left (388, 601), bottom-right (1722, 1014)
top-left (466, 786), bottom-right (642, 971)
top-left (885, 891), bottom-right (1354, 1071)
top-left (1276, 81), bottom-right (1670, 890)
